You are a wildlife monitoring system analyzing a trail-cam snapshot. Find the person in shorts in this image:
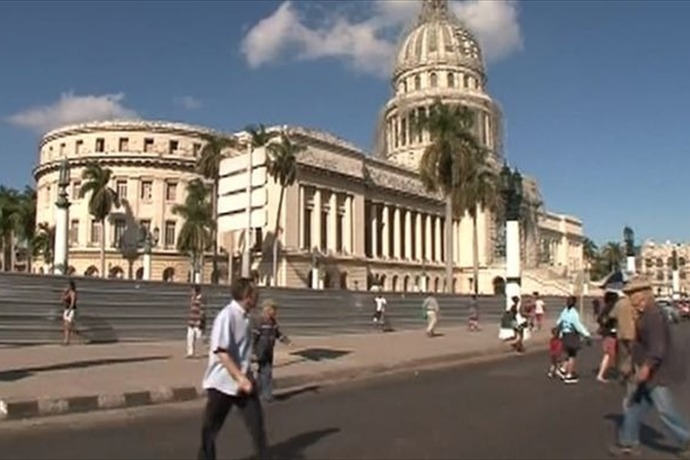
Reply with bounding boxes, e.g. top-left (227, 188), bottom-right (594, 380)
top-left (556, 295), bottom-right (591, 384)
top-left (547, 326), bottom-right (564, 378)
top-left (61, 280), bottom-right (78, 346)
top-left (596, 291), bottom-right (619, 383)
